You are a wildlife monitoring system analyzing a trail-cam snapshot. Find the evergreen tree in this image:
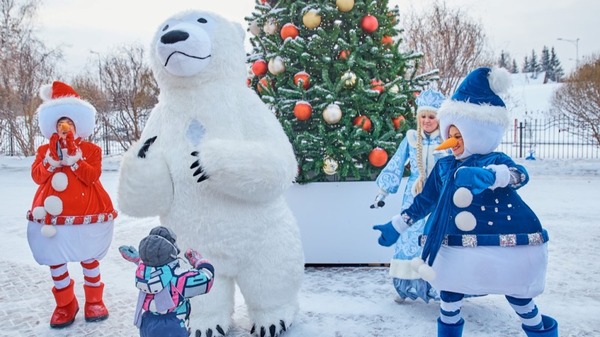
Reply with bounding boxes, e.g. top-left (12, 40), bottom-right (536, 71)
top-left (511, 59), bottom-right (519, 73)
top-left (498, 50), bottom-right (510, 69)
top-left (522, 56), bottom-right (530, 73)
top-left (541, 46), bottom-right (551, 83)
top-left (529, 49), bottom-right (541, 78)
top-left (246, 0), bottom-right (430, 183)
top-left (550, 47), bottom-right (564, 82)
